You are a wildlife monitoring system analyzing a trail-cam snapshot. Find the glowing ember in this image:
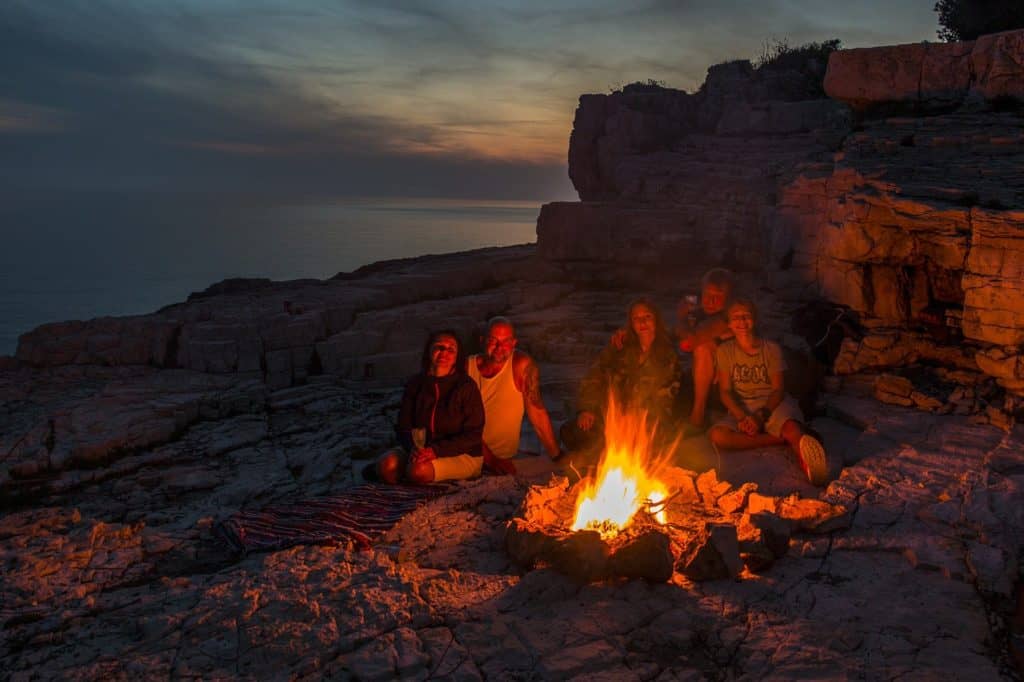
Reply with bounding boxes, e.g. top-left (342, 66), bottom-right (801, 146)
top-left (571, 397), bottom-right (673, 538)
